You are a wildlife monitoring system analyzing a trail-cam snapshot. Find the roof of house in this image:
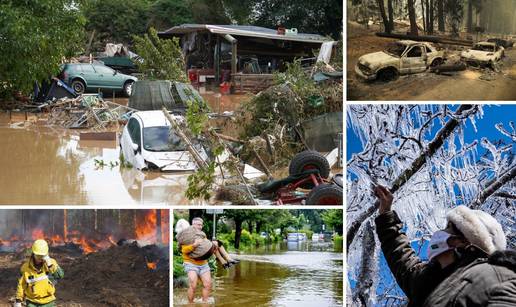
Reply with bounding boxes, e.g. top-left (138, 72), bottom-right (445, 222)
top-left (158, 24), bottom-right (331, 44)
